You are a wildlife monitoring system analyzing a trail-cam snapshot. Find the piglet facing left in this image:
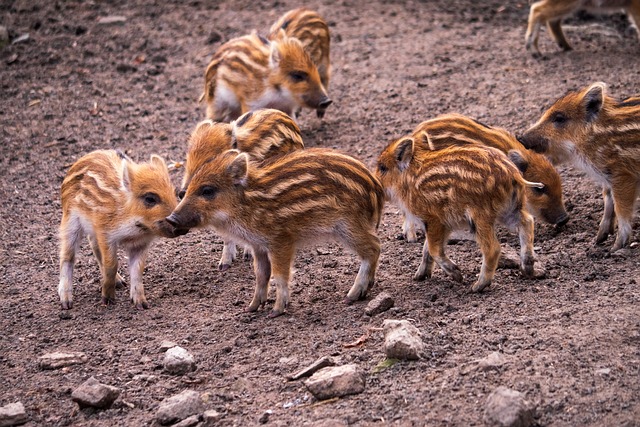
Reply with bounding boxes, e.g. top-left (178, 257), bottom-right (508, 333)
top-left (58, 150), bottom-right (185, 310)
